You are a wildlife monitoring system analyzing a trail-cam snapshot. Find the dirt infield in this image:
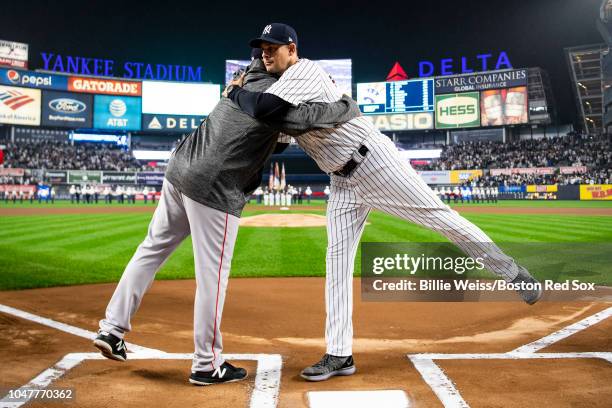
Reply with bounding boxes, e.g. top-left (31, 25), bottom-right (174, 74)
top-left (1, 278), bottom-right (610, 407)
top-left (2, 204), bottom-right (612, 216)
